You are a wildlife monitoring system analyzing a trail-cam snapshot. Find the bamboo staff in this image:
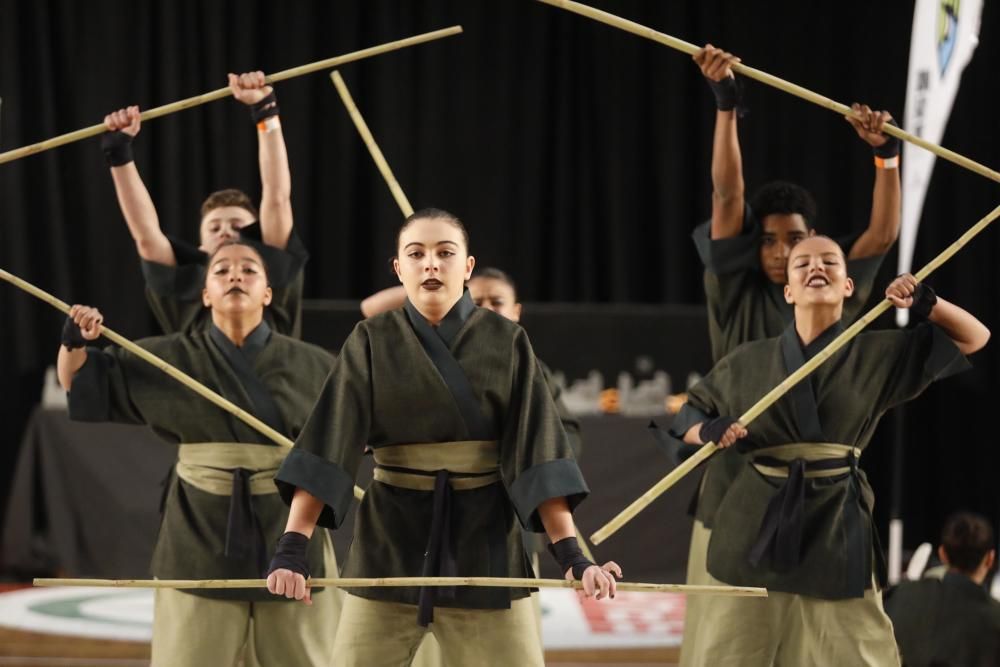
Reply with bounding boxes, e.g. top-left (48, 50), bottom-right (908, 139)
top-left (590, 201), bottom-right (1000, 544)
top-left (0, 267), bottom-right (364, 500)
top-left (34, 576), bottom-right (767, 597)
top-left (0, 26), bottom-right (462, 166)
top-left (536, 0), bottom-right (1000, 184)
top-left (326, 70), bottom-right (602, 564)
top-left (330, 71), bottom-right (415, 217)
